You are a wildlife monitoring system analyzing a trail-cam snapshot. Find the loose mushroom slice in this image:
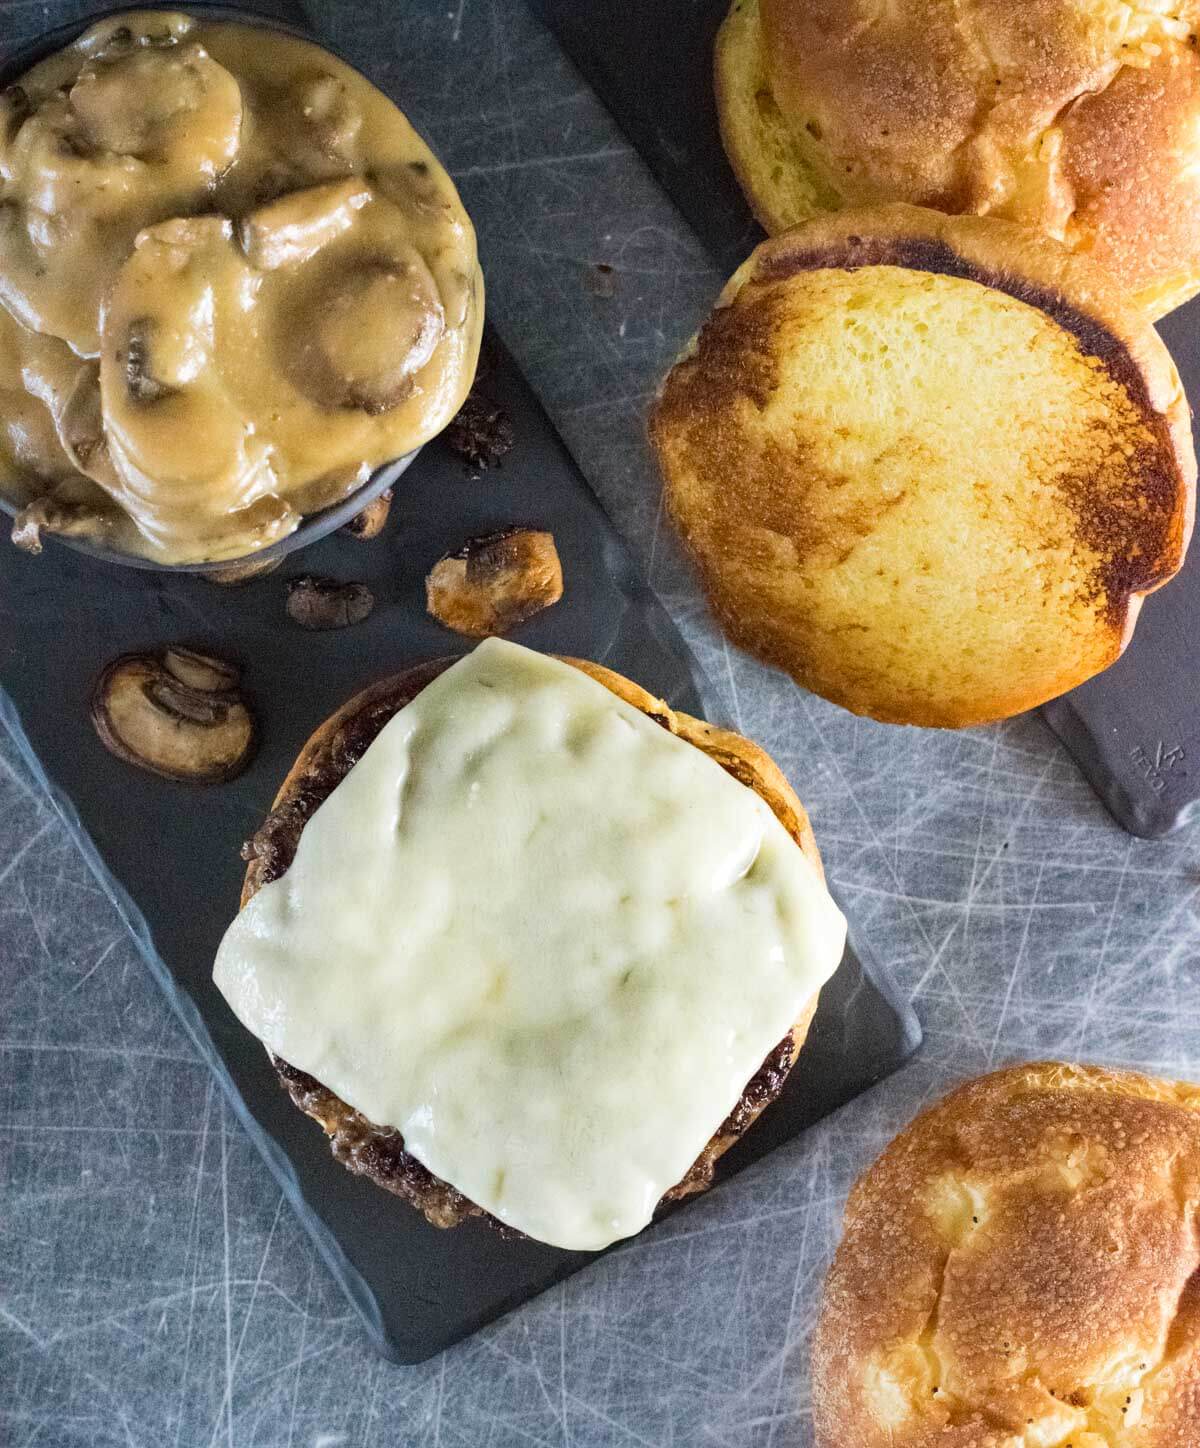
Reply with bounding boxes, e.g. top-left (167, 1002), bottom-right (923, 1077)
top-left (443, 392), bottom-right (515, 474)
top-left (91, 647), bottom-right (255, 783)
top-left (286, 575), bottom-right (375, 630)
top-left (425, 527), bottom-right (563, 638)
top-left (341, 489), bottom-right (392, 539)
top-left (161, 646), bottom-right (240, 693)
top-left (238, 178), bottom-right (371, 271)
